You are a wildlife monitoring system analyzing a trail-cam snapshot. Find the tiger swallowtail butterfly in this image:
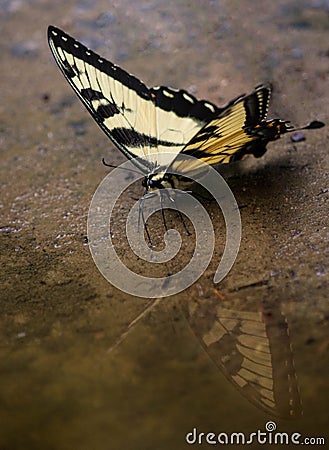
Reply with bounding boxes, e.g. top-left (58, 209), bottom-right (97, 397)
top-left (47, 26), bottom-right (324, 190)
